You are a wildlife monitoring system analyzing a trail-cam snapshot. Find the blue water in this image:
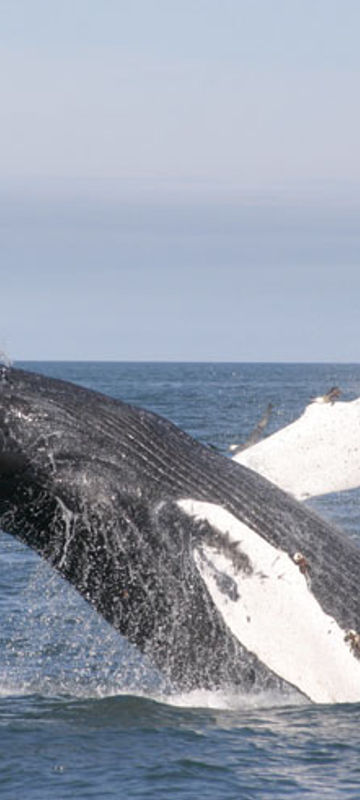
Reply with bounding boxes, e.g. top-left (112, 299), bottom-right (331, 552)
top-left (1, 362), bottom-right (360, 799)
